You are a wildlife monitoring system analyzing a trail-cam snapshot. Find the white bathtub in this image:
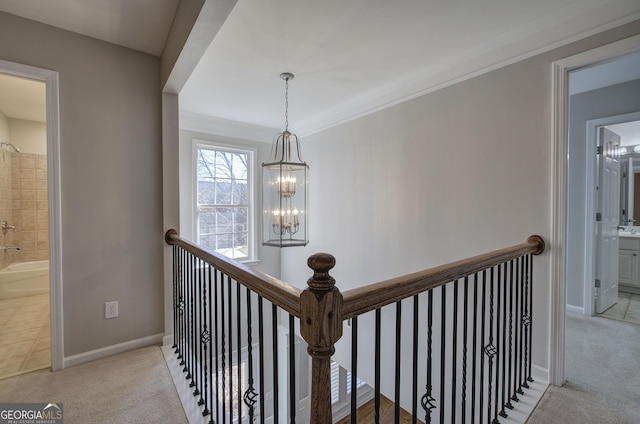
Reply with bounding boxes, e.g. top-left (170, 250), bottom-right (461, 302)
top-left (0, 260), bottom-right (49, 300)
